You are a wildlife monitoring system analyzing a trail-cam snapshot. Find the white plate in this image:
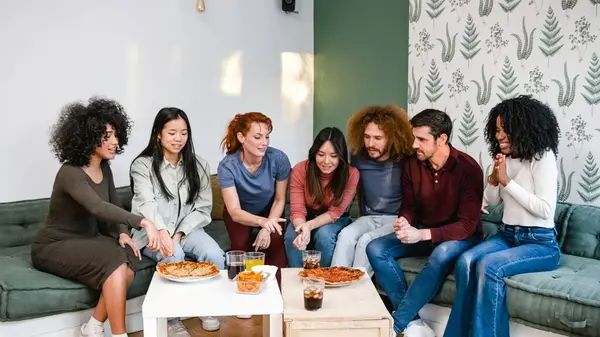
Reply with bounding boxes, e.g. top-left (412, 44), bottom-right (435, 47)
top-left (324, 279), bottom-right (361, 288)
top-left (158, 272), bottom-right (220, 283)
